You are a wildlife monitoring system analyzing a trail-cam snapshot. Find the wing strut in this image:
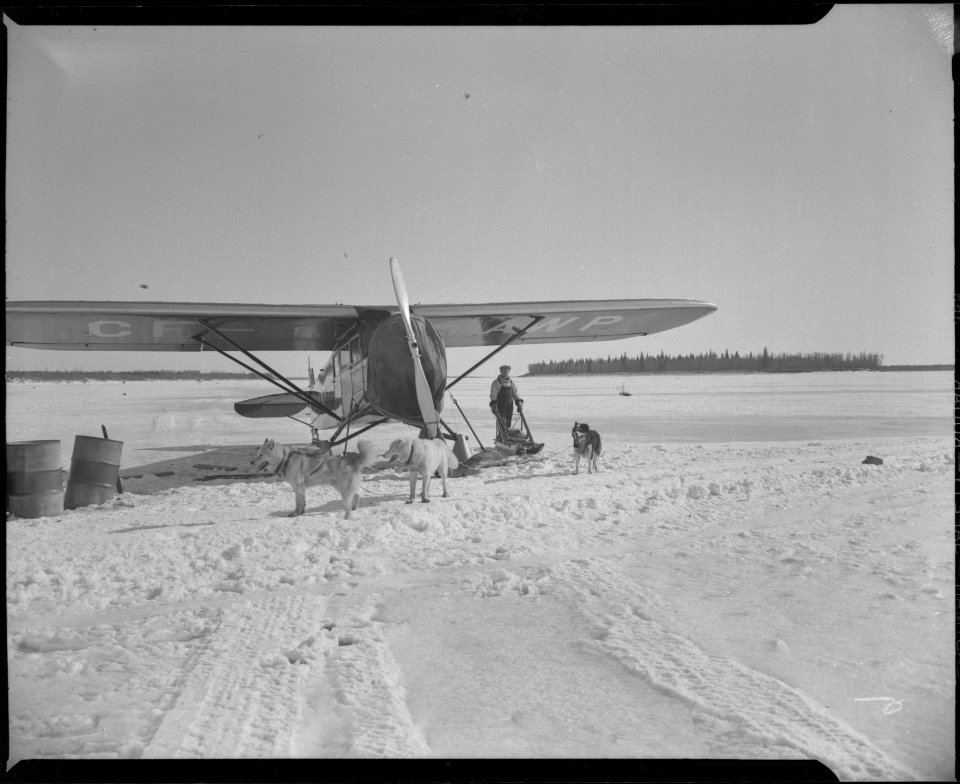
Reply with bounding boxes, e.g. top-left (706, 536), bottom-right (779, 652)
top-left (192, 320), bottom-right (343, 422)
top-left (444, 316), bottom-right (543, 392)
top-left (327, 416), bottom-right (390, 448)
